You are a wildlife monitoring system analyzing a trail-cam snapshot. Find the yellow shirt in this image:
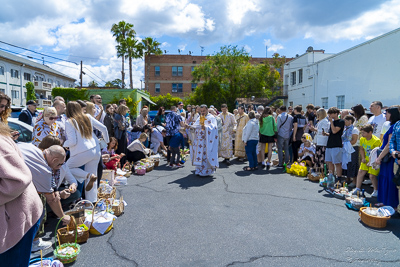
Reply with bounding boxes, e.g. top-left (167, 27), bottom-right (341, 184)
top-left (360, 135), bottom-right (381, 162)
